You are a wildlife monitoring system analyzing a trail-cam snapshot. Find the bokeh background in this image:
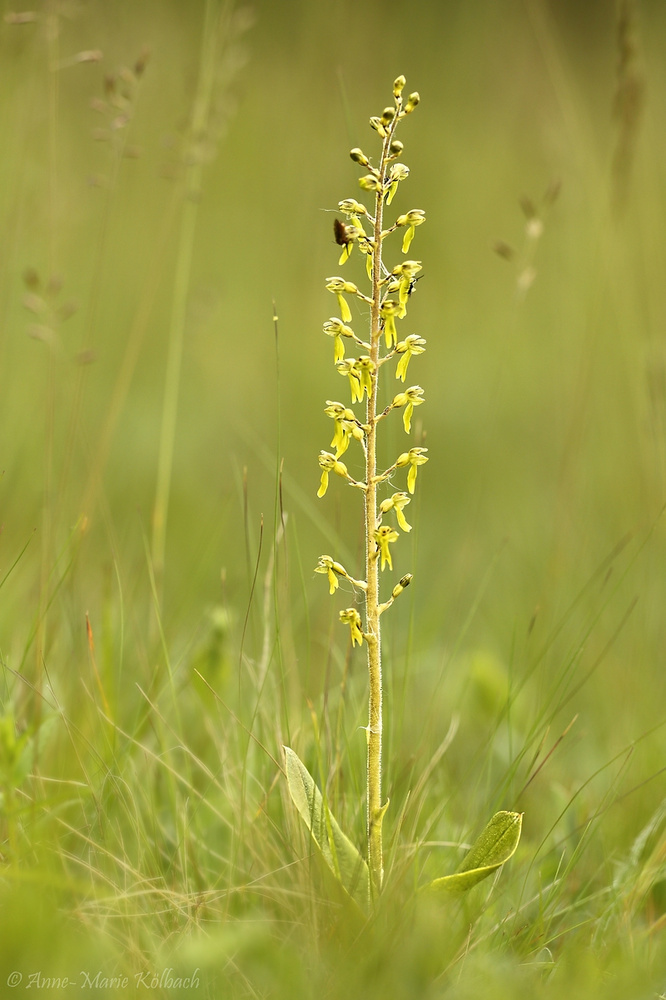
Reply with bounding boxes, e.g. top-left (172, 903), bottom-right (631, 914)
top-left (2, 0), bottom-right (666, 993)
